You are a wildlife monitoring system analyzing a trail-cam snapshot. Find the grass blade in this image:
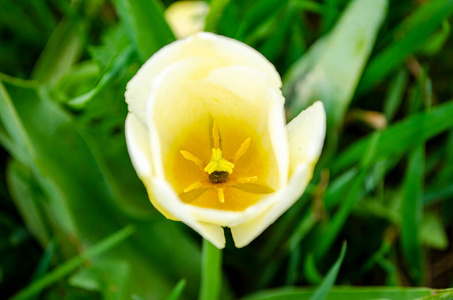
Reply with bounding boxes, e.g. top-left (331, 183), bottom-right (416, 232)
top-left (242, 287), bottom-right (446, 300)
top-left (113, 0), bottom-right (175, 62)
top-left (400, 146), bottom-right (424, 284)
top-left (284, 0), bottom-right (387, 129)
top-left (10, 225), bottom-right (135, 300)
top-left (204, 0), bottom-right (230, 33)
top-left (358, 0), bottom-right (453, 93)
top-left (309, 242), bottom-right (347, 300)
top-left (333, 101), bottom-right (453, 174)
top-left (167, 279), bottom-right (187, 300)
